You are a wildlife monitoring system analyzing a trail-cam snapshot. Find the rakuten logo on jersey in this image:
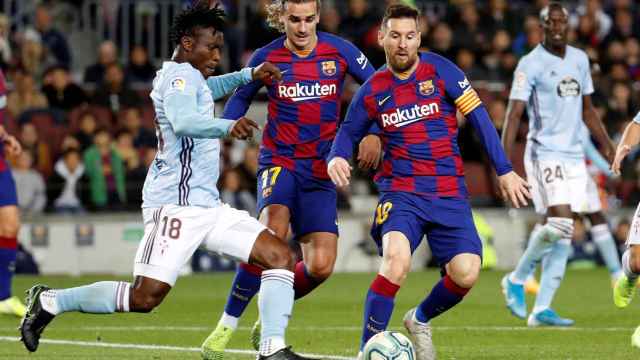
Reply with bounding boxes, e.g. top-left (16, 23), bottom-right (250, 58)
top-left (381, 103), bottom-right (440, 128)
top-left (277, 82), bottom-right (337, 102)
